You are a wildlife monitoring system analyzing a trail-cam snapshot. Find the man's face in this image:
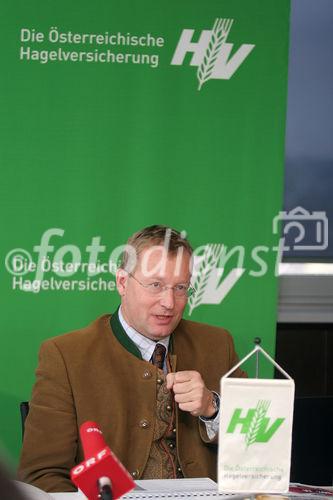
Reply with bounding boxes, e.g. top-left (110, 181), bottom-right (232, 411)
top-left (116, 245), bottom-right (191, 340)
